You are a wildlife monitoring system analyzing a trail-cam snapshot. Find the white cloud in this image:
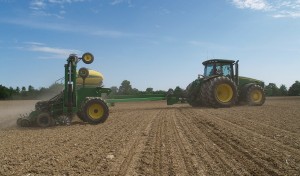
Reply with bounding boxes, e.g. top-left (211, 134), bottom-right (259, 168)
top-left (272, 0), bottom-right (300, 18)
top-left (110, 0), bottom-right (133, 7)
top-left (0, 1), bottom-right (139, 39)
top-left (30, 0), bottom-right (46, 10)
top-left (1, 18), bottom-right (139, 39)
top-left (23, 41), bottom-right (45, 46)
top-left (29, 45), bottom-right (80, 56)
top-left (231, 0), bottom-right (300, 18)
top-left (232, 0), bottom-right (271, 10)
top-left (48, 0), bottom-right (87, 4)
top-left (25, 42), bottom-right (81, 59)
top-left (111, 0), bottom-right (123, 5)
top-left (92, 29), bottom-right (140, 38)
top-left (29, 0), bottom-right (88, 18)
top-left (273, 10), bottom-right (300, 18)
